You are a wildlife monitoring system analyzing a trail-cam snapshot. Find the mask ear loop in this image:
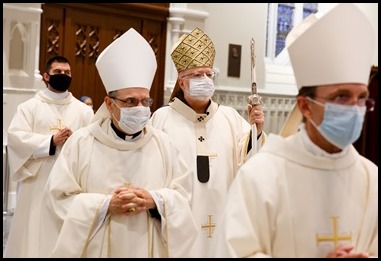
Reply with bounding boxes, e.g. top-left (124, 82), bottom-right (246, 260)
top-left (110, 98), bottom-right (122, 124)
top-left (305, 97), bottom-right (324, 130)
top-left (306, 96), bottom-right (325, 107)
top-left (110, 98), bottom-right (121, 108)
